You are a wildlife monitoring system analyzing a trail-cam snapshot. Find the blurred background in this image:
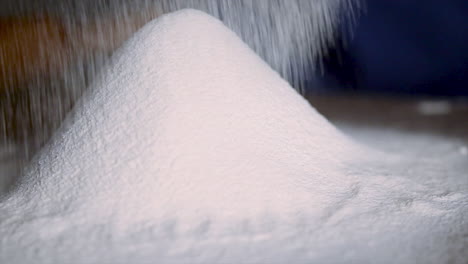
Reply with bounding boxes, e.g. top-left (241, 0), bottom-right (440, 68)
top-left (1, 0), bottom-right (467, 97)
top-left (314, 0), bottom-right (468, 97)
